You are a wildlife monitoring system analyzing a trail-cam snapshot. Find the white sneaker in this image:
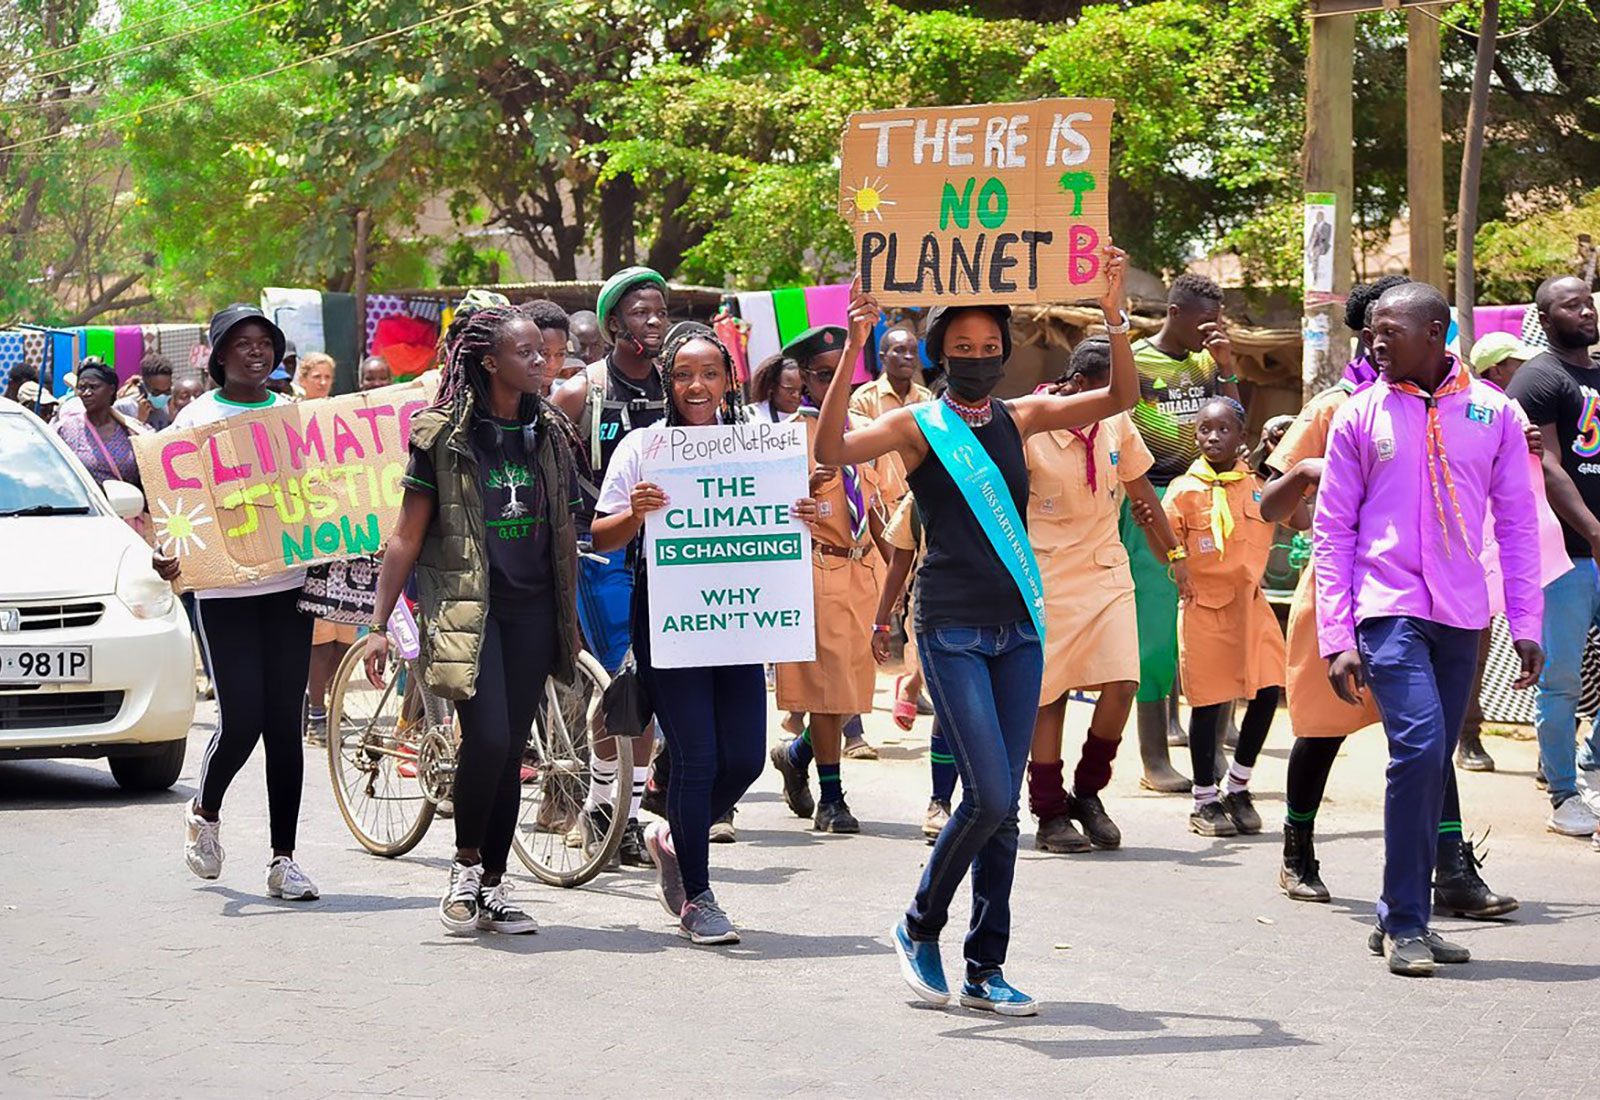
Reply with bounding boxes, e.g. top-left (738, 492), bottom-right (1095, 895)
top-left (266, 857), bottom-right (319, 900)
top-left (184, 800), bottom-right (224, 880)
top-left (1547, 796), bottom-right (1599, 837)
